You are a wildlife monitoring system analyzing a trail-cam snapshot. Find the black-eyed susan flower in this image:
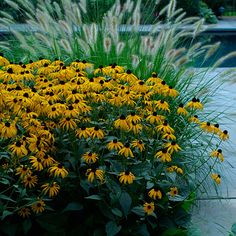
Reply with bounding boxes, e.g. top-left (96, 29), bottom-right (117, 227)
top-left (118, 69), bottom-right (138, 85)
top-left (169, 187), bottom-right (178, 197)
top-left (211, 149), bottom-right (224, 162)
top-left (165, 141), bottom-right (181, 154)
top-left (167, 165), bottom-right (183, 174)
top-left (82, 152), bottom-right (99, 164)
top-left (107, 139), bottom-right (124, 151)
top-left (146, 112), bottom-right (165, 125)
top-left (90, 126), bottom-right (105, 139)
top-left (23, 174), bottom-right (38, 188)
top-left (42, 154), bottom-right (55, 167)
top-left (162, 132), bottom-right (176, 141)
top-left (165, 86), bottom-right (179, 98)
top-left (18, 207), bottom-right (31, 218)
top-left (58, 117), bottom-right (77, 130)
top-left (131, 140), bottom-right (145, 152)
top-left (155, 149), bottom-right (172, 162)
top-left (148, 188), bottom-right (162, 200)
top-left (0, 121), bottom-right (18, 138)
top-left (127, 112), bottom-right (142, 124)
top-left (177, 103), bottom-right (188, 116)
top-left (186, 97), bottom-right (203, 110)
top-left (146, 72), bottom-right (162, 85)
top-left (29, 156), bottom-right (44, 171)
top-left (189, 115), bottom-right (200, 124)
top-left (200, 122), bottom-right (214, 133)
top-left (118, 143), bottom-right (134, 158)
top-left (86, 168), bottom-right (104, 183)
top-left (114, 115), bottom-right (130, 131)
top-left (211, 173), bottom-right (221, 184)
top-left (156, 121), bottom-right (174, 134)
top-left (41, 182), bottom-right (60, 198)
top-left (219, 130), bottom-right (229, 141)
top-left (143, 202), bottom-right (155, 215)
top-left (31, 199), bottom-right (46, 214)
top-left (48, 163), bottom-right (68, 178)
top-left (155, 100), bottom-right (170, 113)
top-left (76, 127), bottom-right (91, 139)
top-left (129, 122), bottom-right (143, 134)
top-left (212, 123), bottom-right (220, 134)
top-left (119, 171), bottom-right (135, 184)
top-left (15, 165), bottom-right (32, 179)
top-left (9, 141), bottom-right (28, 158)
